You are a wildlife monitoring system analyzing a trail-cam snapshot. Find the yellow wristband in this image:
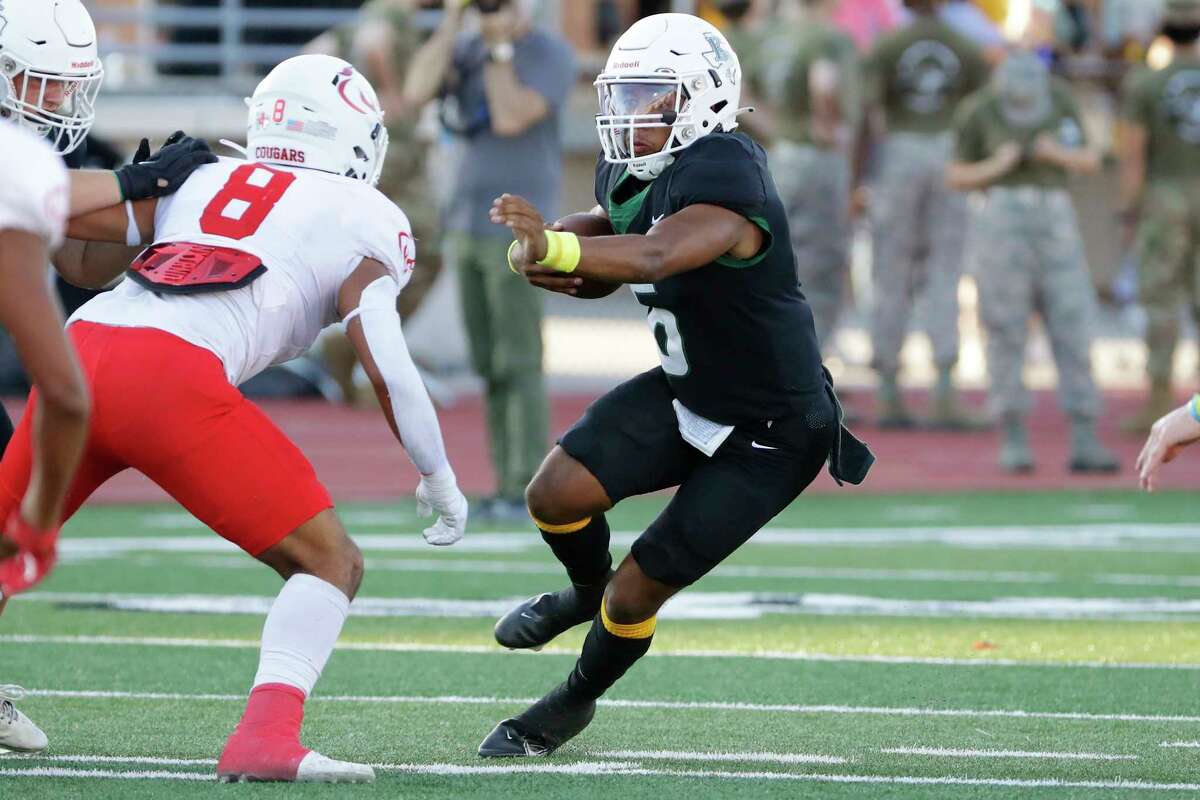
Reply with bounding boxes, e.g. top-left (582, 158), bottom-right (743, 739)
top-left (537, 230), bottom-right (581, 273)
top-left (506, 240), bottom-right (521, 274)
